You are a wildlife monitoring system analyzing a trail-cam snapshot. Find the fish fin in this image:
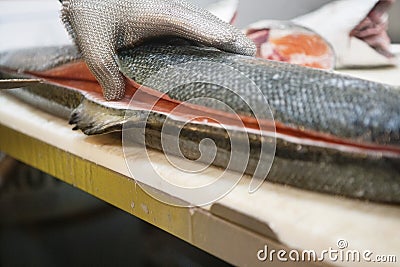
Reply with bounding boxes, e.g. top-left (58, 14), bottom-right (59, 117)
top-left (69, 98), bottom-right (127, 135)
